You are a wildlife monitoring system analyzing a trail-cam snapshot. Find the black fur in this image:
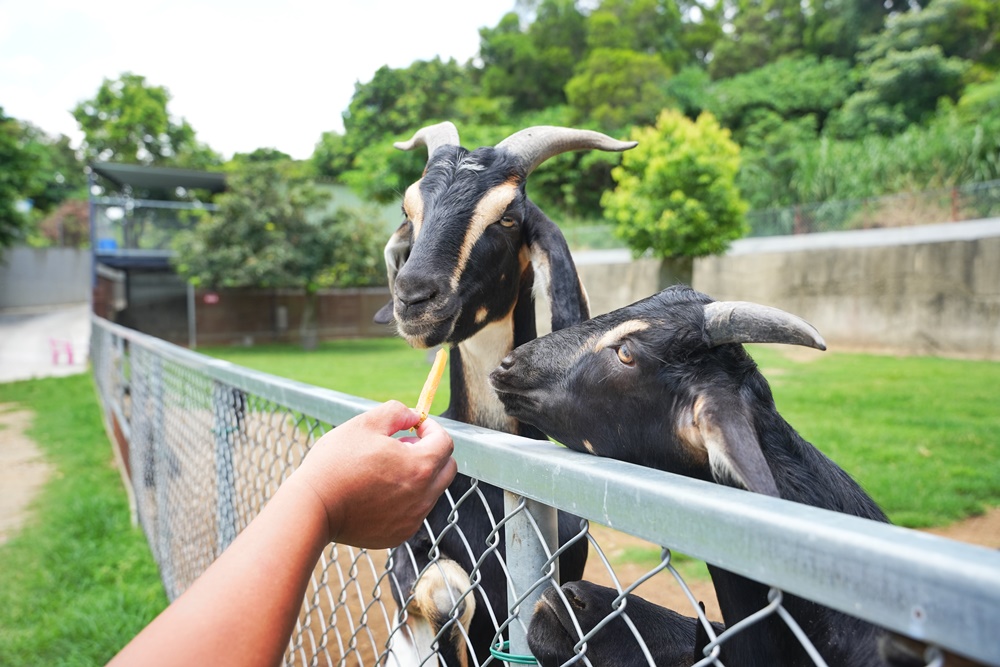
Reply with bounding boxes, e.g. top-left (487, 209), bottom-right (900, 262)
top-left (491, 285), bottom-right (891, 667)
